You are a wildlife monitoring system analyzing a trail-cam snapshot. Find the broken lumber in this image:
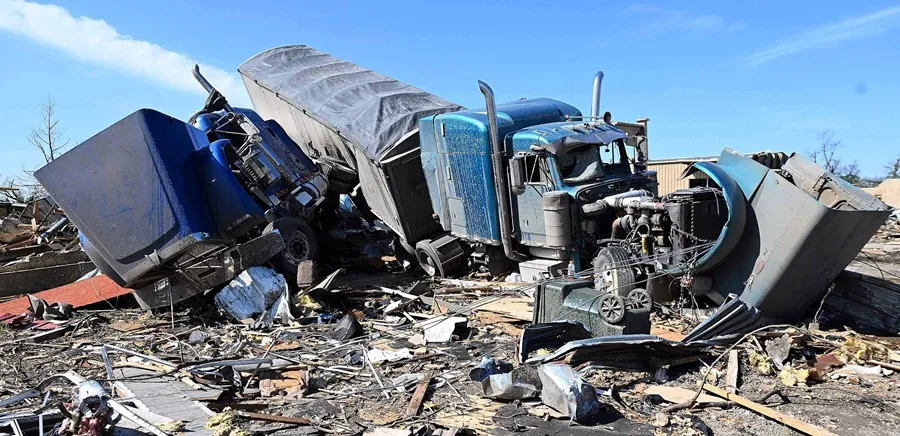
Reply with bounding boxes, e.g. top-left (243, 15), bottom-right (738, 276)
top-left (236, 411), bottom-right (311, 425)
top-left (406, 373), bottom-right (432, 417)
top-left (702, 384), bottom-right (838, 436)
top-left (726, 349), bottom-right (740, 393)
